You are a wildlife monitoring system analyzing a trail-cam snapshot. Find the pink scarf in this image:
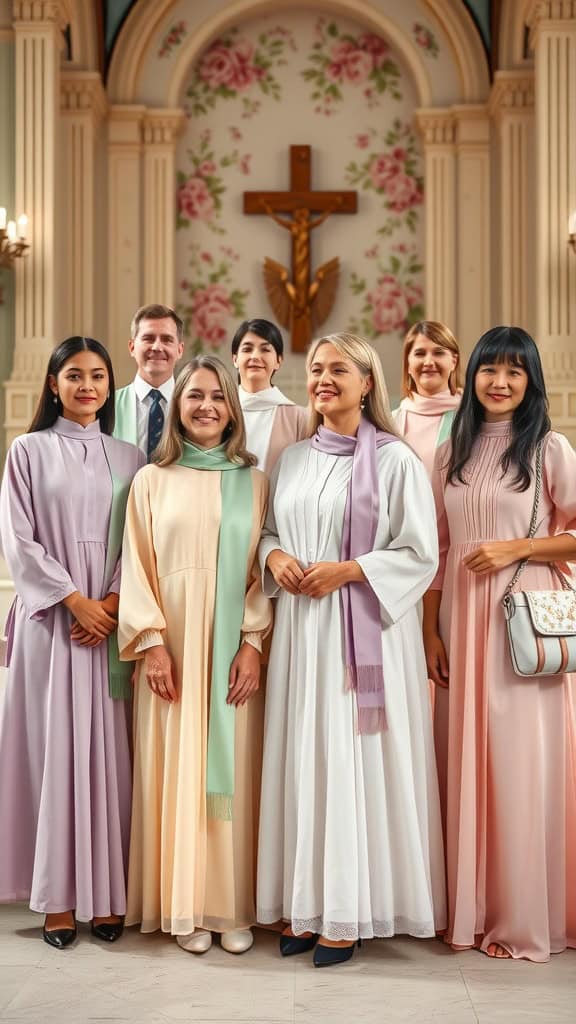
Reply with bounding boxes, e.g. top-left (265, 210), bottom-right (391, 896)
top-left (310, 417), bottom-right (397, 733)
top-left (397, 391), bottom-right (460, 417)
